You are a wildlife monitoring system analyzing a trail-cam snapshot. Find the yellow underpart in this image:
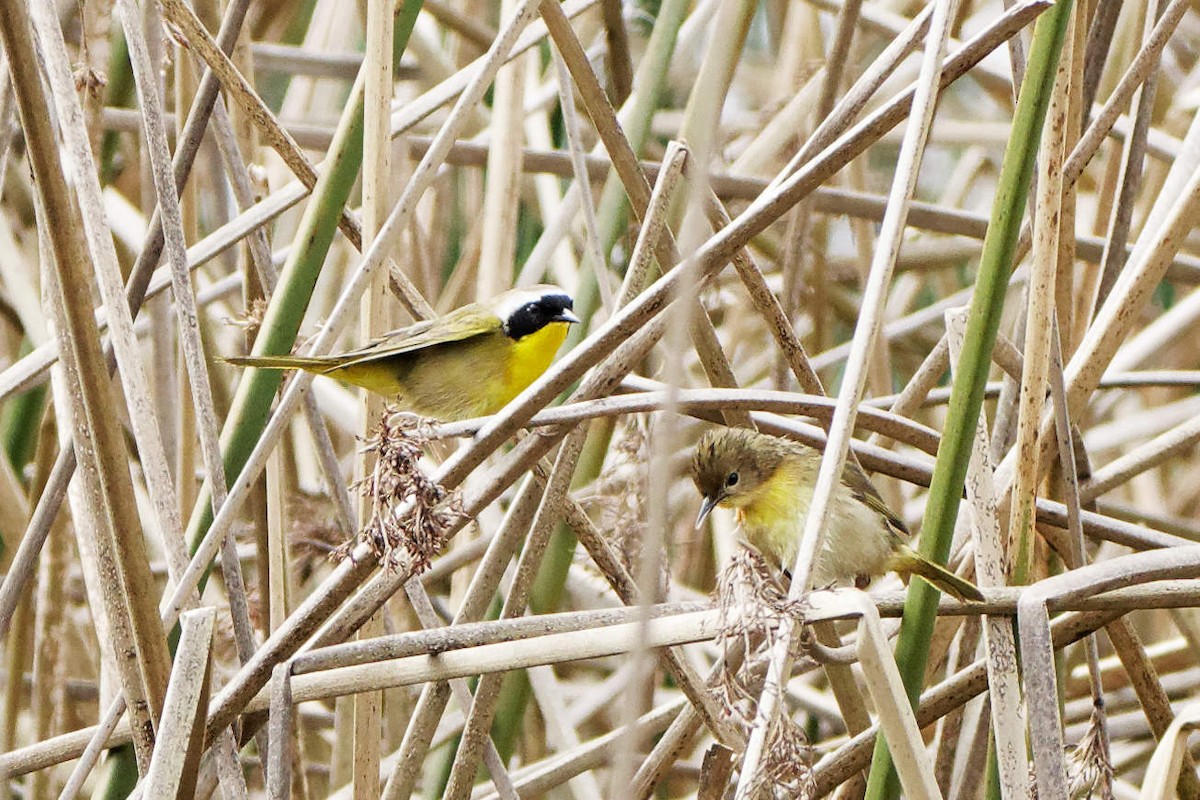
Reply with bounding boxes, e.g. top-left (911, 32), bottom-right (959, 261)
top-left (734, 460), bottom-right (810, 568)
top-left (499, 320), bottom-right (570, 407)
top-left (335, 360), bottom-right (408, 396)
